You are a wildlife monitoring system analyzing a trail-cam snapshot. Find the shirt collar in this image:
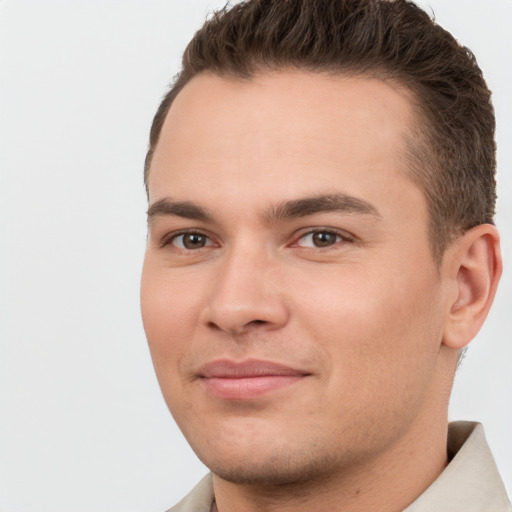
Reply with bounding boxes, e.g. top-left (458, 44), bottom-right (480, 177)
top-left (404, 421), bottom-right (511, 512)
